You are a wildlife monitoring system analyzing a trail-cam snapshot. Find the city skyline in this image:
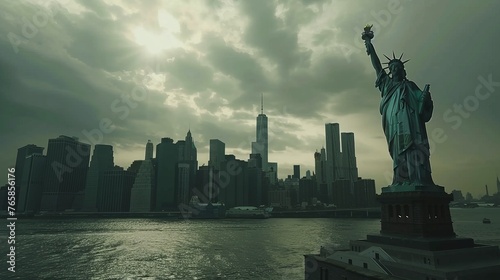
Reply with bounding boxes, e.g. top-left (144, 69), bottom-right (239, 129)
top-left (1, 0), bottom-right (499, 198)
